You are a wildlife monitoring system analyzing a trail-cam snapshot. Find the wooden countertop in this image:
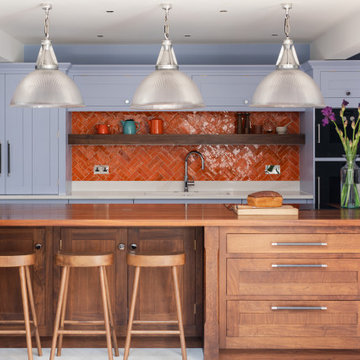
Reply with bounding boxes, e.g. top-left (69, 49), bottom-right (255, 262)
top-left (0, 204), bottom-right (360, 227)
